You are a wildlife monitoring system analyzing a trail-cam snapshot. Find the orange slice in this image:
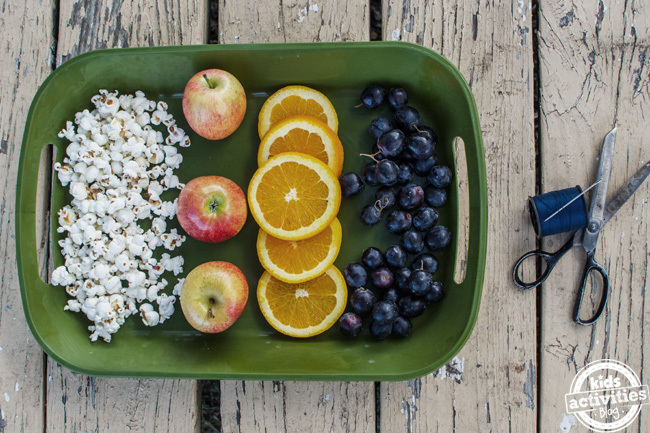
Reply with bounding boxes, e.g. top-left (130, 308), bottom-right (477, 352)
top-left (258, 115), bottom-right (344, 177)
top-left (257, 85), bottom-right (338, 139)
top-left (247, 152), bottom-right (341, 241)
top-left (257, 218), bottom-right (342, 283)
top-left (257, 266), bottom-right (347, 337)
